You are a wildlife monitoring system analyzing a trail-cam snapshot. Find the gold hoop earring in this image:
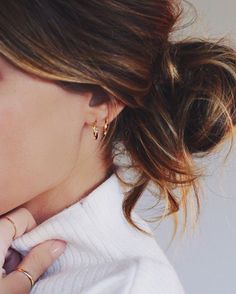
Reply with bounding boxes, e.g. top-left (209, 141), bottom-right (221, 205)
top-left (92, 119), bottom-right (99, 140)
top-left (102, 118), bottom-right (109, 138)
